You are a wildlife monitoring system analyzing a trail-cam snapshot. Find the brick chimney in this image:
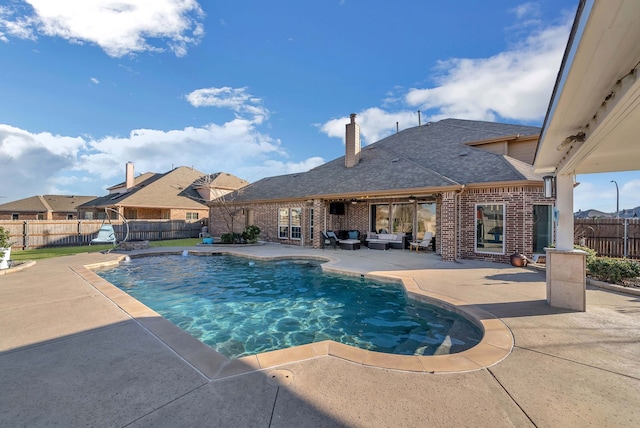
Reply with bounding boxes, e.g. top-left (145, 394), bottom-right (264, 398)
top-left (125, 162), bottom-right (134, 191)
top-left (345, 113), bottom-right (361, 168)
